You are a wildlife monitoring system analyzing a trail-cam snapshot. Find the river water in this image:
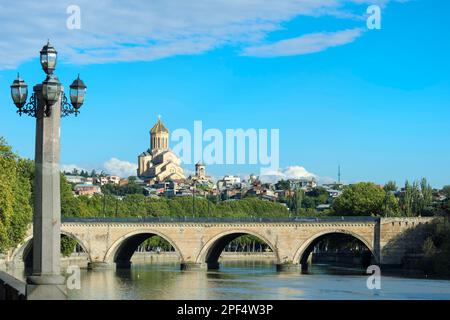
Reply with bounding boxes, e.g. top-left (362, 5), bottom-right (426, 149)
top-left (61, 261), bottom-right (450, 300)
